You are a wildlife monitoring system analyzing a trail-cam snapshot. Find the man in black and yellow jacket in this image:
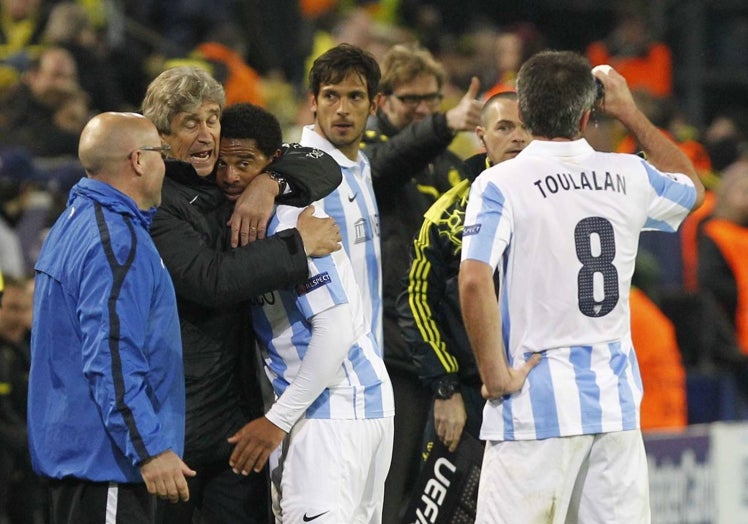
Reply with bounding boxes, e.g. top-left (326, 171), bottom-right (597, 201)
top-left (397, 92), bottom-right (529, 458)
